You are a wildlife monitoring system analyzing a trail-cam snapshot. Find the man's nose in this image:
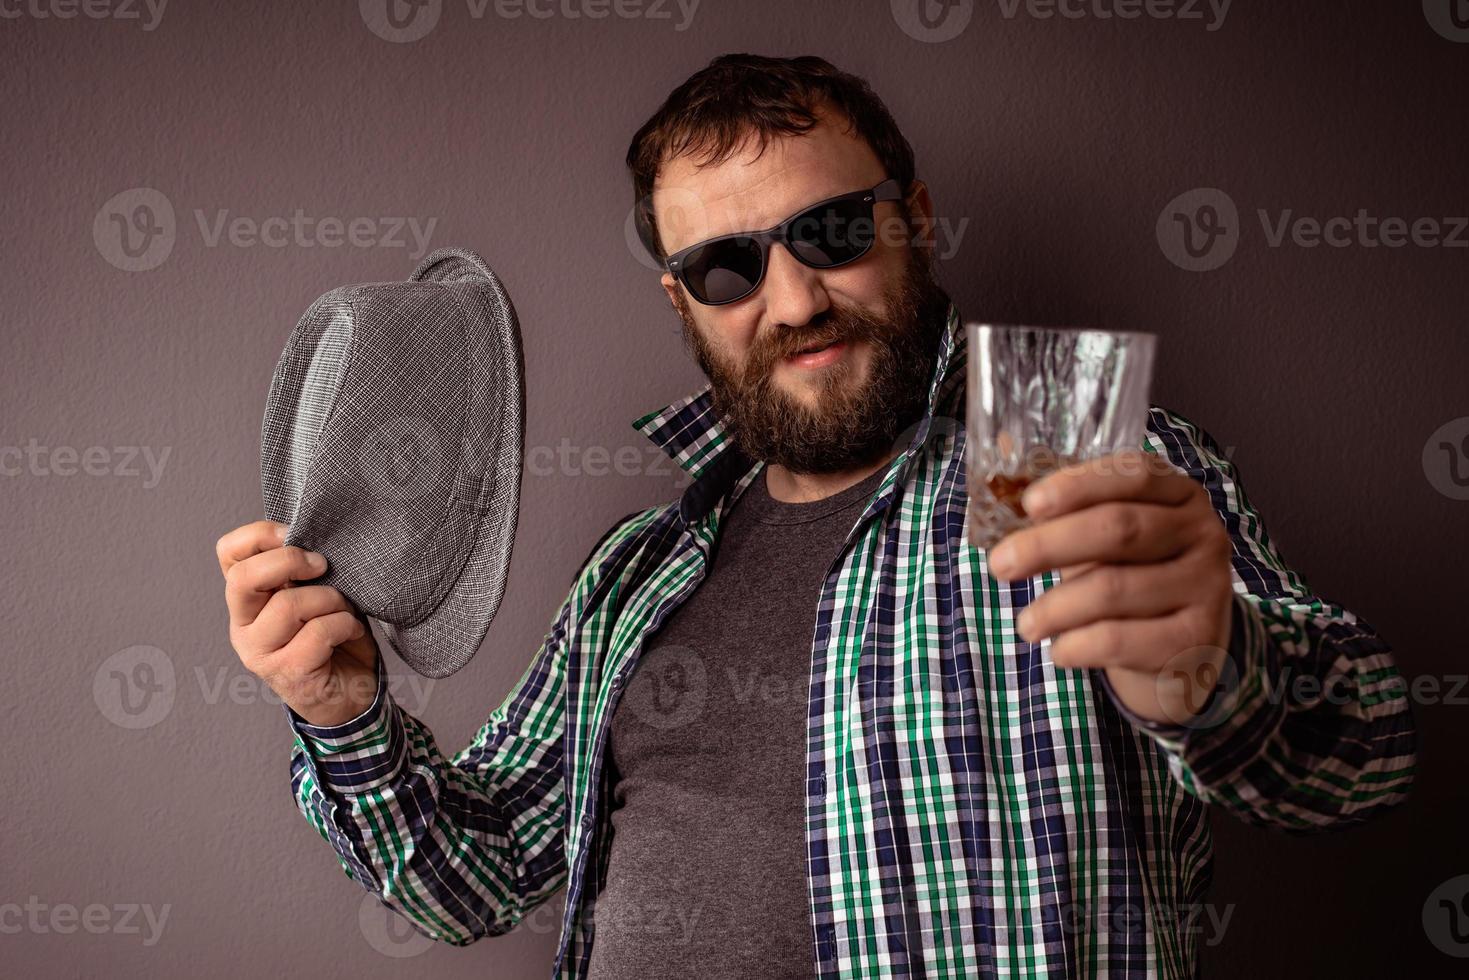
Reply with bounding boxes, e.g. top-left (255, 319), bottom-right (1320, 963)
top-left (760, 242), bottom-right (829, 328)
